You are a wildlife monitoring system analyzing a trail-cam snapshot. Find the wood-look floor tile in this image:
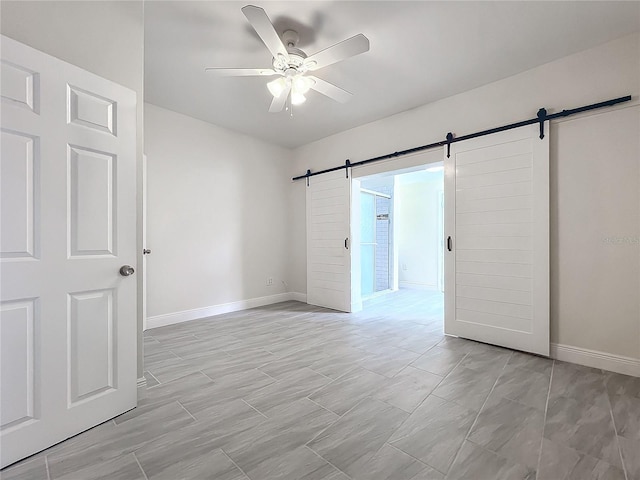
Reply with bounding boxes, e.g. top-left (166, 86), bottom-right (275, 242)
top-left (141, 449), bottom-right (247, 480)
top-left (308, 350), bottom-right (370, 380)
top-left (114, 371), bottom-right (215, 424)
top-left (544, 394), bottom-right (621, 467)
top-left (432, 365), bottom-right (496, 410)
top-left (143, 370), bottom-right (160, 388)
top-left (52, 453), bottom-right (145, 480)
top-left (244, 367), bottom-right (331, 416)
top-left (181, 368), bottom-right (276, 414)
top-left (458, 347), bottom-right (511, 376)
top-left (373, 366), bottom-right (443, 413)
top-left (202, 348), bottom-right (275, 380)
top-left (223, 398), bottom-right (338, 475)
top-left (618, 435), bottom-right (640, 480)
top-left (389, 395), bottom-right (476, 473)
top-left (33, 294), bottom-right (633, 480)
top-left (537, 438), bottom-right (625, 480)
top-left (467, 393), bottom-right (544, 469)
top-left (507, 351), bottom-right (553, 375)
top-left (410, 346), bottom-right (466, 376)
top-left (409, 468), bottom-right (446, 480)
top-left (396, 334), bottom-right (442, 354)
top-left (134, 399), bottom-right (264, 478)
top-left (309, 366), bottom-right (386, 415)
top-left (144, 355), bottom-right (200, 384)
top-left (307, 397), bottom-right (408, 477)
top-left (47, 401), bottom-right (195, 479)
top-left (549, 361), bottom-right (609, 409)
top-left (445, 440), bottom-right (535, 480)
top-left (435, 336), bottom-right (482, 354)
top-left (360, 347), bottom-right (421, 378)
top-left (349, 444), bottom-right (433, 480)
top-left (241, 446), bottom-right (342, 480)
top-left (0, 455), bottom-right (48, 480)
top-left (491, 364), bottom-right (551, 411)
